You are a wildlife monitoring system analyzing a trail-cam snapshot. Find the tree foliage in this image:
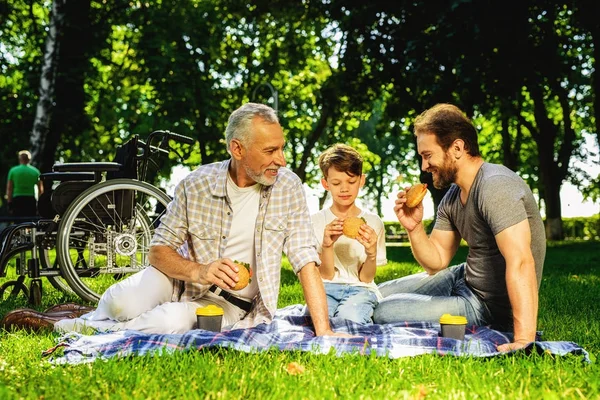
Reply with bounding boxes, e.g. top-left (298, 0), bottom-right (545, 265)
top-left (0, 0), bottom-right (597, 238)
